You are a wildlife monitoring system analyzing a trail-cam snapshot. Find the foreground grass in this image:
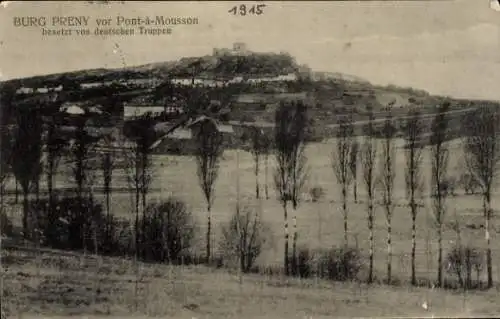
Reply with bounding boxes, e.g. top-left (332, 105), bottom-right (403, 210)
top-left (2, 245), bottom-right (500, 318)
